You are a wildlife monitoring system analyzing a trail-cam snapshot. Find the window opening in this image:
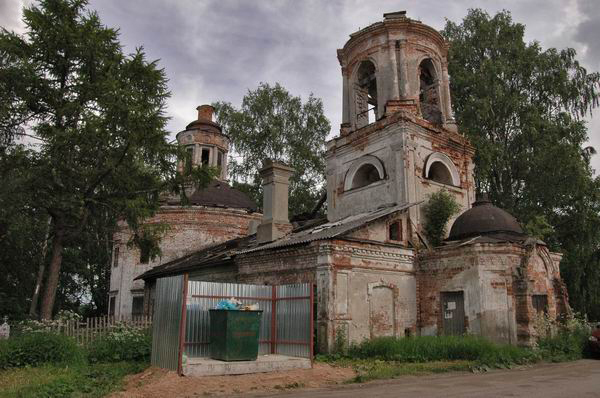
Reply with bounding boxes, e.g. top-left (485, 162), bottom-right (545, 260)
top-left (132, 296), bottom-right (144, 316)
top-left (356, 60), bottom-right (377, 127)
top-left (108, 296), bottom-right (116, 316)
top-left (427, 161), bottom-right (454, 185)
top-left (201, 148), bottom-right (210, 166)
top-left (140, 246), bottom-right (149, 264)
top-left (185, 146), bottom-right (194, 172)
top-left (351, 163), bottom-right (381, 189)
top-left (419, 58), bottom-right (442, 124)
top-left (113, 246), bottom-right (119, 268)
top-left (217, 150), bottom-right (223, 169)
top-left (532, 295), bottom-right (548, 315)
top-left (389, 221), bottom-right (402, 241)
